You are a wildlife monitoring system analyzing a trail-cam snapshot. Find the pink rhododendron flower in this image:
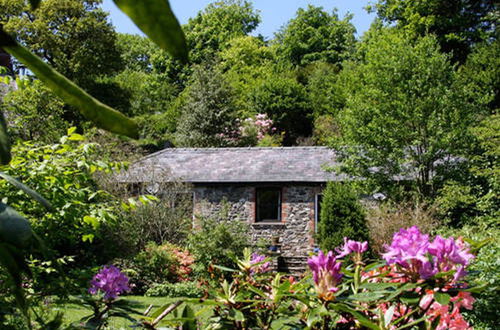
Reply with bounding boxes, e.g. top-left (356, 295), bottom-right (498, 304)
top-left (250, 252), bottom-right (271, 274)
top-left (419, 291), bottom-right (435, 310)
top-left (451, 291), bottom-right (475, 310)
top-left (307, 251), bottom-right (342, 300)
top-left (428, 236), bottom-right (474, 281)
top-left (89, 265), bottom-right (130, 300)
top-left (382, 226), bottom-right (435, 279)
top-left (382, 226), bottom-right (475, 282)
top-left (419, 289), bottom-right (474, 330)
top-left (237, 114), bottom-right (275, 143)
top-left (336, 237), bottom-right (368, 258)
